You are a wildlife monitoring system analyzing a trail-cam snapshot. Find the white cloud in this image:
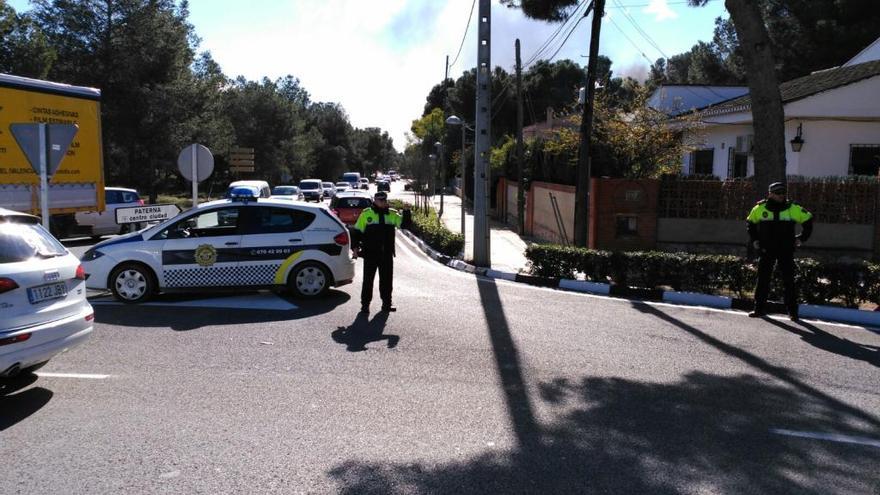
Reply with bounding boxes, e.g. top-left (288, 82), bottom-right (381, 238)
top-left (642, 0), bottom-right (679, 22)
